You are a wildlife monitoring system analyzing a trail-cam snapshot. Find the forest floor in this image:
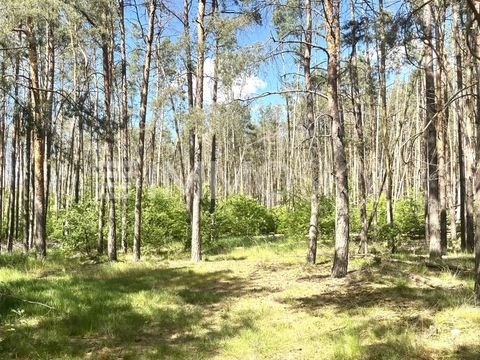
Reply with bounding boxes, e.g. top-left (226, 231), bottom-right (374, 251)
top-left (0, 237), bottom-right (479, 359)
